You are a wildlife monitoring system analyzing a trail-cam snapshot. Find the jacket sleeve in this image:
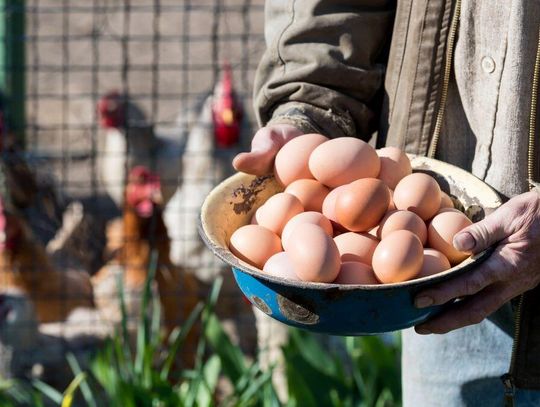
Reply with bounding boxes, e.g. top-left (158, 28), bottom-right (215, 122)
top-left (254, 0), bottom-right (396, 140)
